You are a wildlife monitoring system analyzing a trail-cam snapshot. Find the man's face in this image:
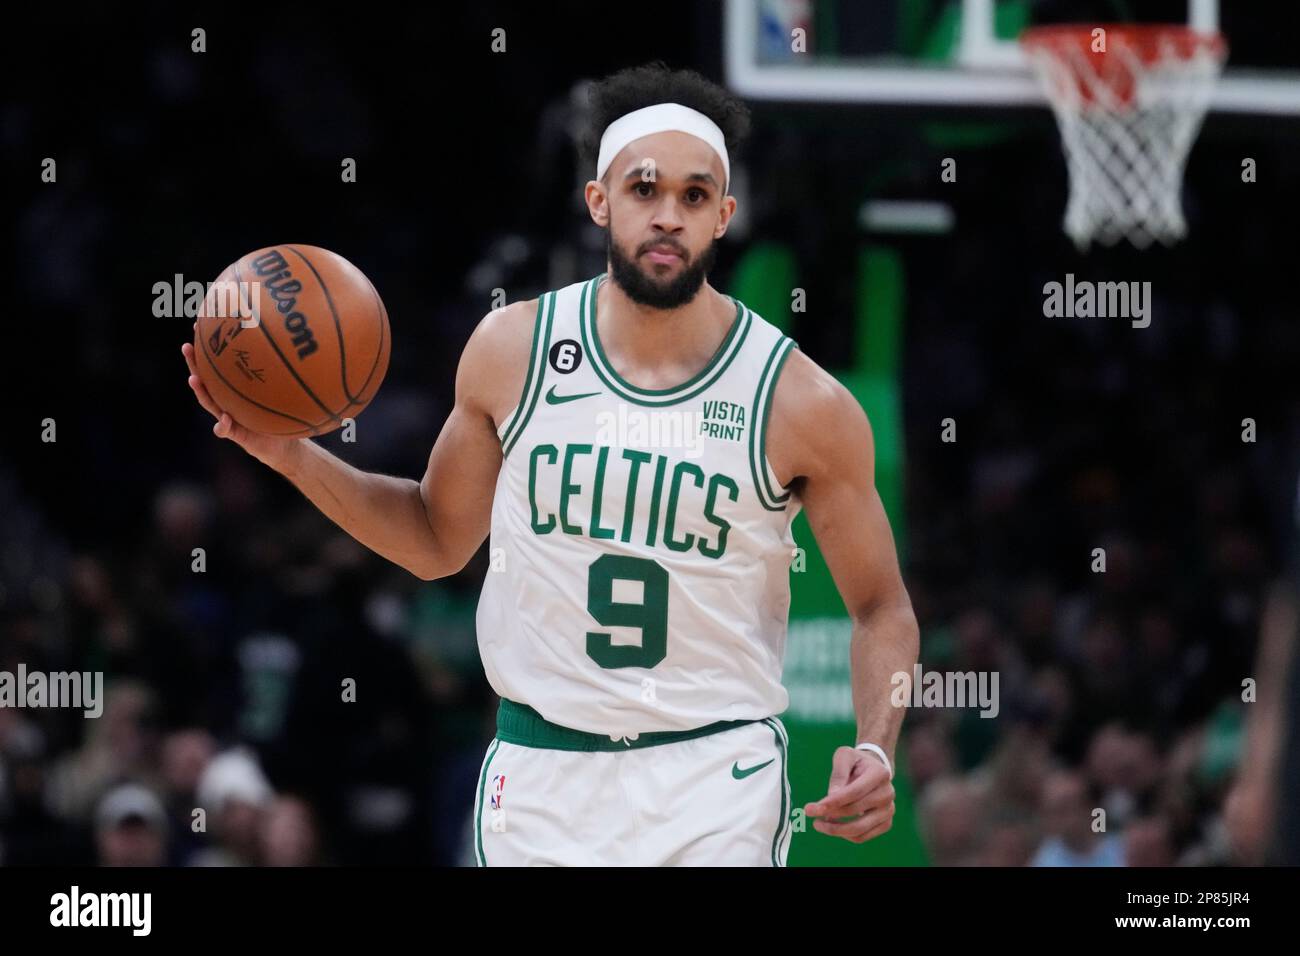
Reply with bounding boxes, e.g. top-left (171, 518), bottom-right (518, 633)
top-left (97, 820), bottom-right (166, 866)
top-left (1043, 775), bottom-right (1089, 840)
top-left (596, 130), bottom-right (731, 309)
